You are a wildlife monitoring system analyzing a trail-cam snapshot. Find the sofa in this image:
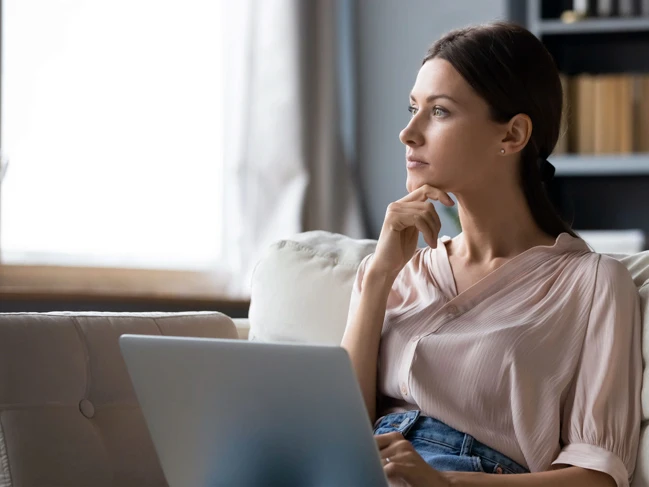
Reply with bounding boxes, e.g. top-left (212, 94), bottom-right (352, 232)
top-left (0, 230), bottom-right (647, 486)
